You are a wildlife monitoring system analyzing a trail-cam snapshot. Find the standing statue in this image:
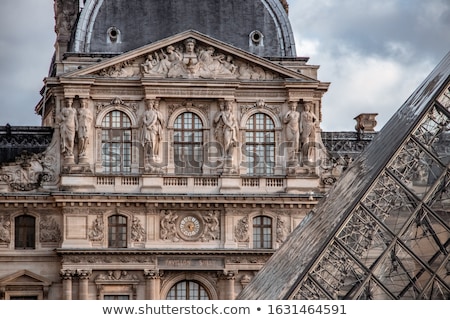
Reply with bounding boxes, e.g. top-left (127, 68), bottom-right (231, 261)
top-left (283, 100), bottom-right (300, 162)
top-left (214, 100), bottom-right (239, 157)
top-left (77, 99), bottom-right (93, 158)
top-left (58, 99), bottom-right (77, 158)
top-left (299, 101), bottom-right (318, 162)
top-left (141, 99), bottom-right (165, 160)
